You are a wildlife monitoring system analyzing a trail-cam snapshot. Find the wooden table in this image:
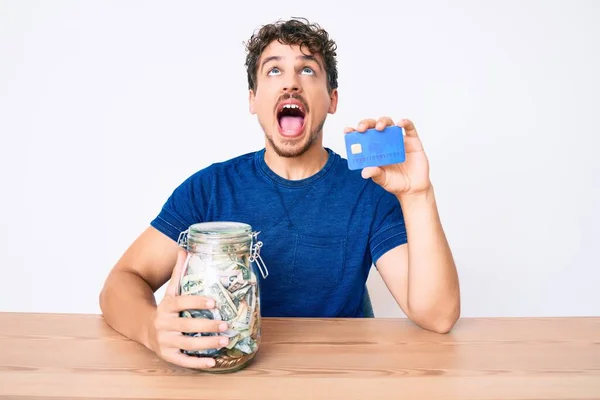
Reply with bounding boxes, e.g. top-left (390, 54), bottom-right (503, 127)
top-left (0, 313), bottom-right (598, 399)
